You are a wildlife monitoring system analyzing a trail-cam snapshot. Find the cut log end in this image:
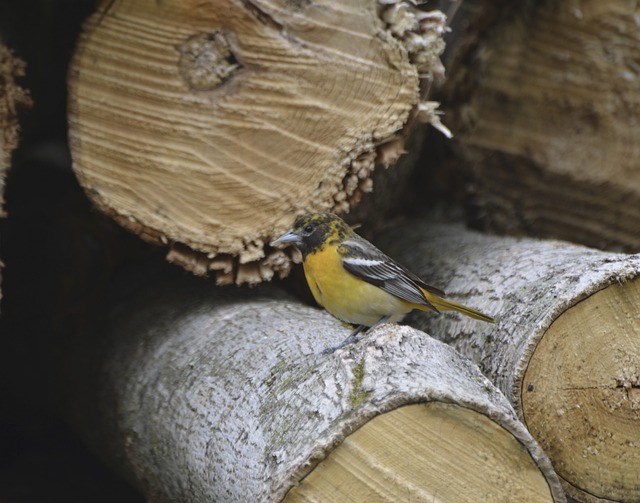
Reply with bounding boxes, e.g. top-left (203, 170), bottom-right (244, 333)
top-left (67, 0), bottom-right (448, 284)
top-left (522, 278), bottom-right (640, 502)
top-left (285, 402), bottom-right (556, 503)
top-left (444, 1), bottom-right (640, 252)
